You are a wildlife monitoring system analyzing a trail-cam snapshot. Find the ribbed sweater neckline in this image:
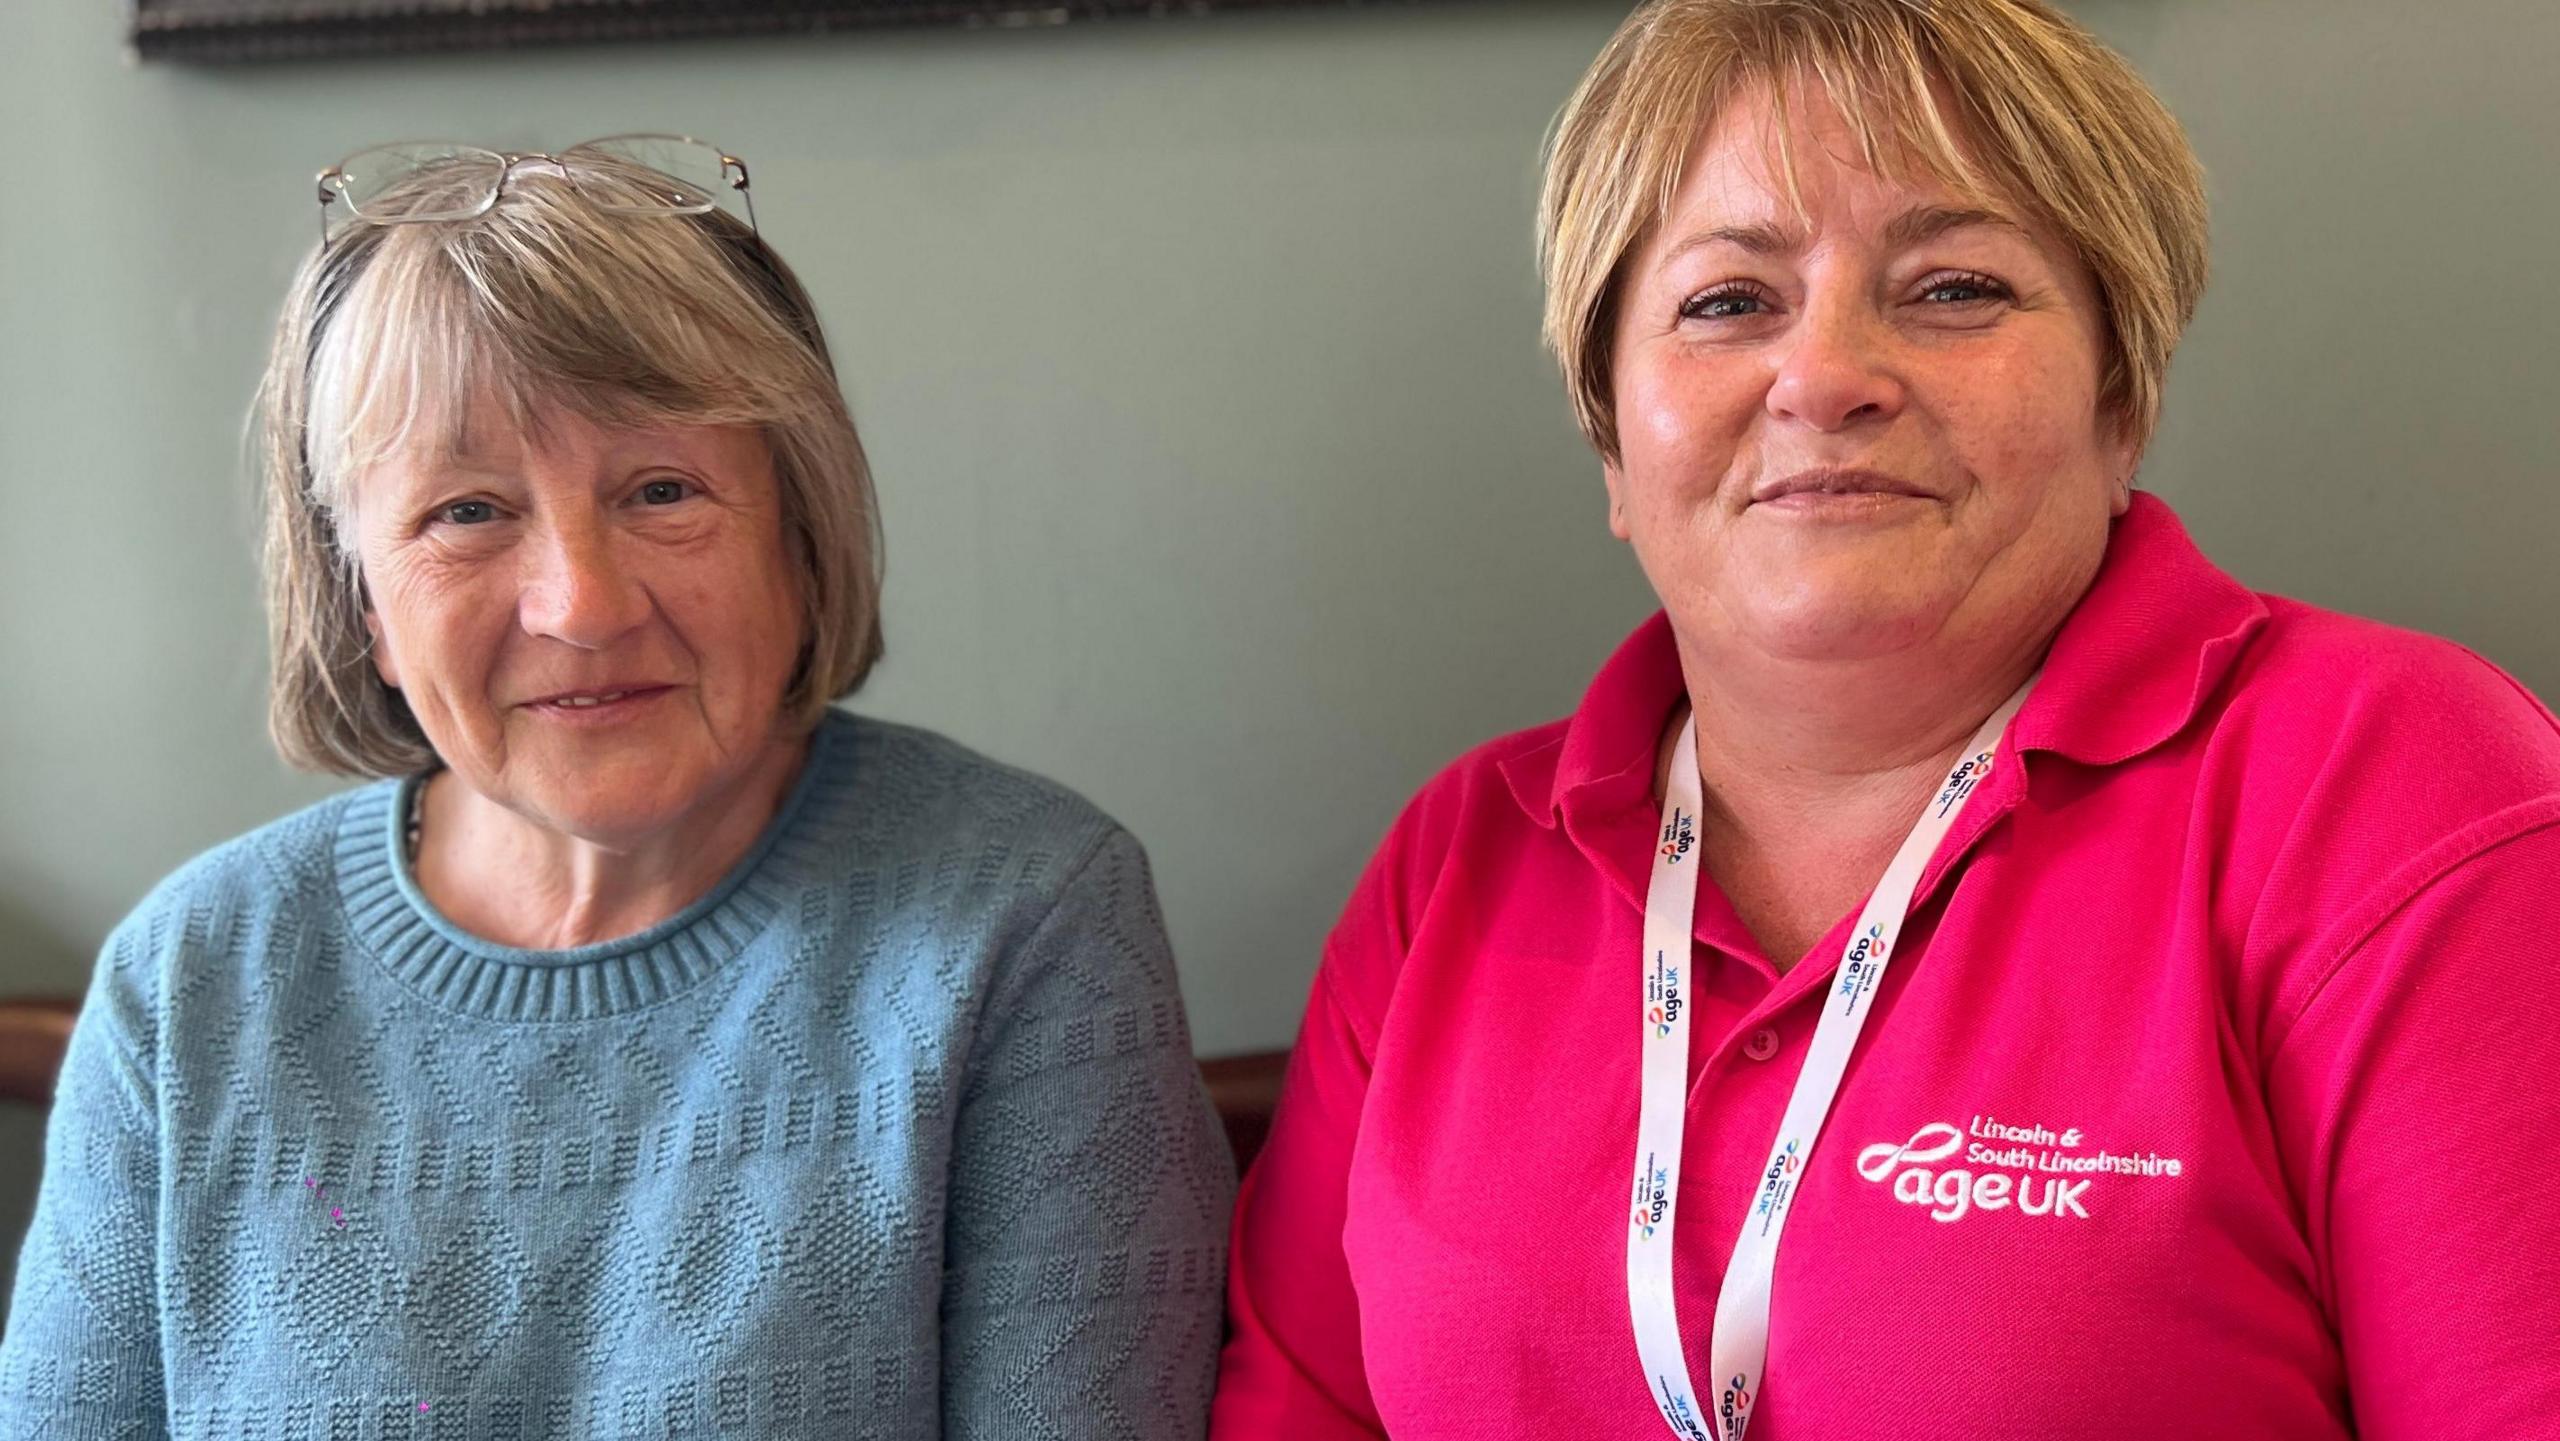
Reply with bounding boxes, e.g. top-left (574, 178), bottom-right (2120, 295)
top-left (333, 713), bottom-right (857, 1023)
